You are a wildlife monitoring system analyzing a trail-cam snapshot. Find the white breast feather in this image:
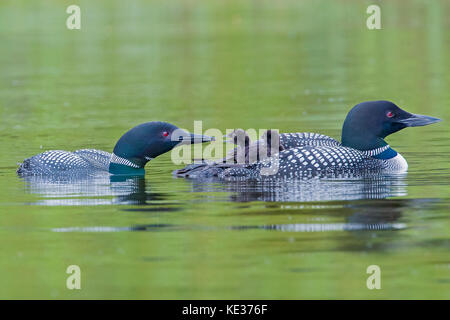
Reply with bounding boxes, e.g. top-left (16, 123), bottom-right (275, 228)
top-left (386, 153), bottom-right (408, 172)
